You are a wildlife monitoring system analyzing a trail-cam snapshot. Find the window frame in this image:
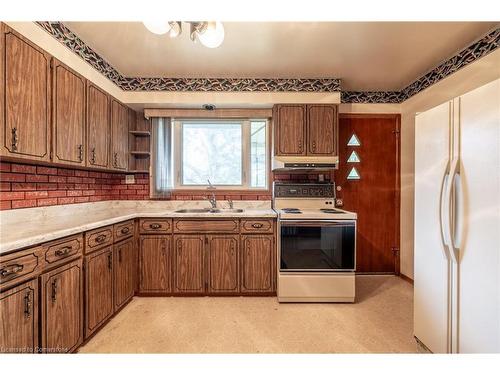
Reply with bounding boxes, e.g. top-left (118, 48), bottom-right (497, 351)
top-left (172, 118), bottom-right (269, 191)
